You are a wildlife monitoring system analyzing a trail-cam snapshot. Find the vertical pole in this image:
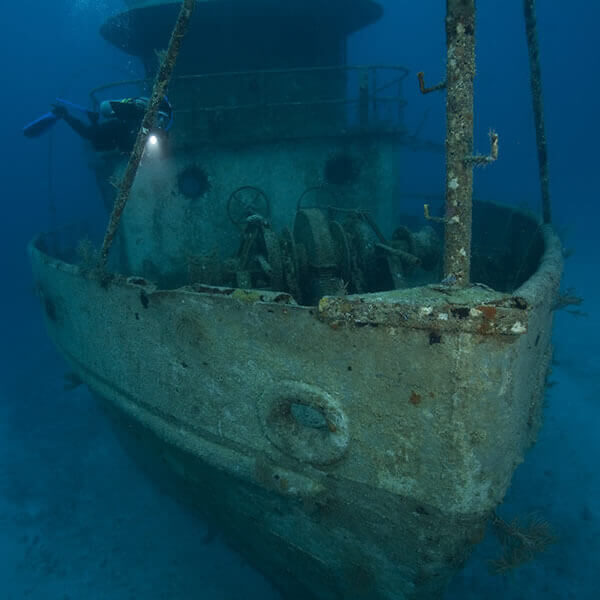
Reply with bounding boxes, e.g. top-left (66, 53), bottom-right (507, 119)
top-left (372, 68), bottom-right (377, 118)
top-left (523, 0), bottom-right (551, 224)
top-left (47, 134), bottom-right (56, 235)
top-left (359, 69), bottom-right (369, 128)
top-left (443, 0), bottom-right (476, 287)
top-left (99, 0), bottom-right (196, 269)
top-left (397, 78), bottom-right (405, 128)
